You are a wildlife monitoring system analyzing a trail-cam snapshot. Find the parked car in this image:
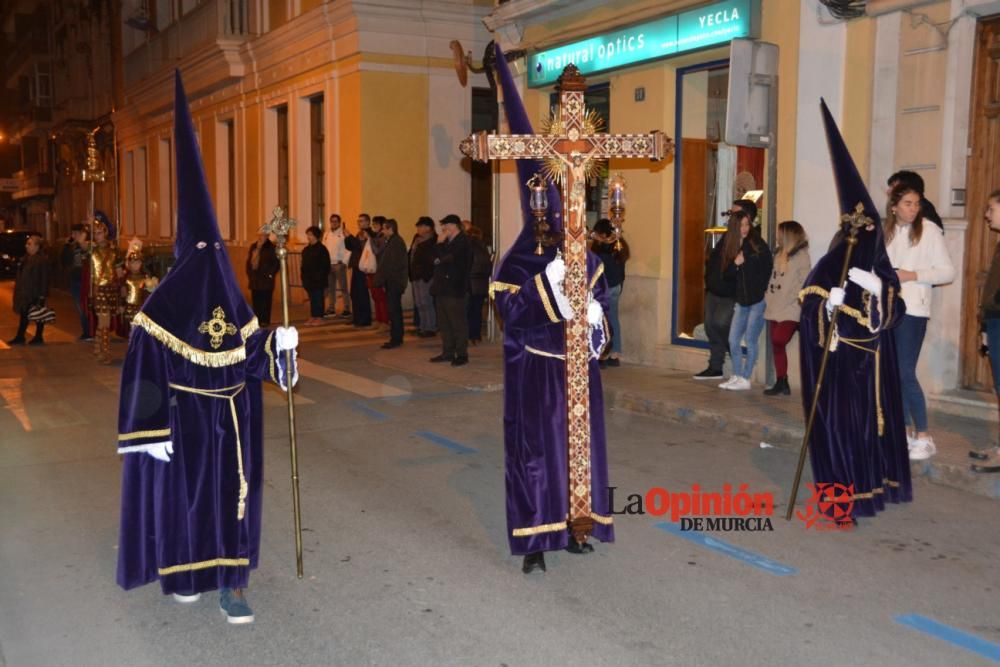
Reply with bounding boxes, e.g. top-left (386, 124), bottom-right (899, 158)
top-left (0, 231), bottom-right (35, 277)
